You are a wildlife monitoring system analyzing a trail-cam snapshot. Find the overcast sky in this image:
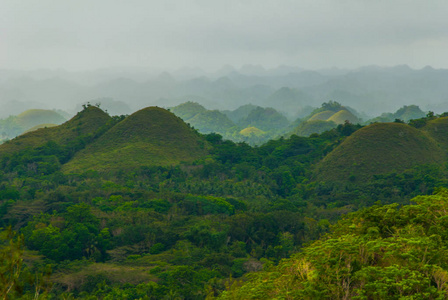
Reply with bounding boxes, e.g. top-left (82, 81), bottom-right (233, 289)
top-left (2, 0), bottom-right (448, 71)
